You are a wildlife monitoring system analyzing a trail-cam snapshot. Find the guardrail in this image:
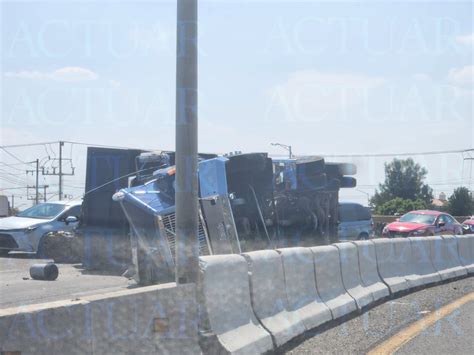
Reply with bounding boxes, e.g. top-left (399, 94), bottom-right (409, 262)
top-left (198, 235), bottom-right (474, 354)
